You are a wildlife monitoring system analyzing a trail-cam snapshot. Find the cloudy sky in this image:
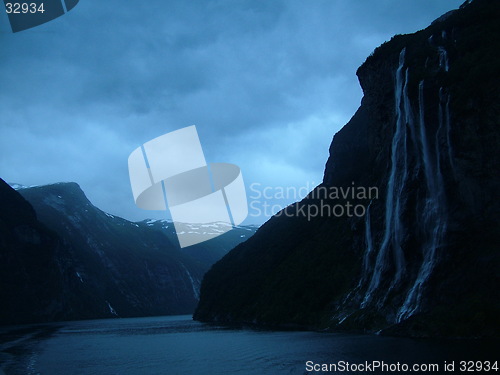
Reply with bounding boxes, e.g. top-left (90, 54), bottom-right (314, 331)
top-left (0, 0), bottom-right (463, 225)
